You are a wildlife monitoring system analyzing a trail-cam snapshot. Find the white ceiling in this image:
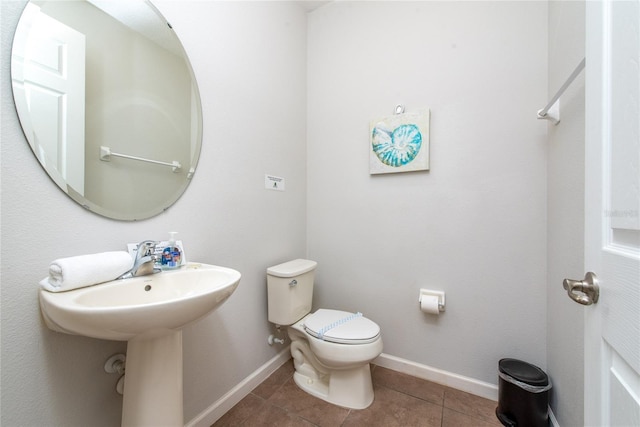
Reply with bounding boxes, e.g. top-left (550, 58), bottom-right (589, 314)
top-left (87, 0), bottom-right (184, 56)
